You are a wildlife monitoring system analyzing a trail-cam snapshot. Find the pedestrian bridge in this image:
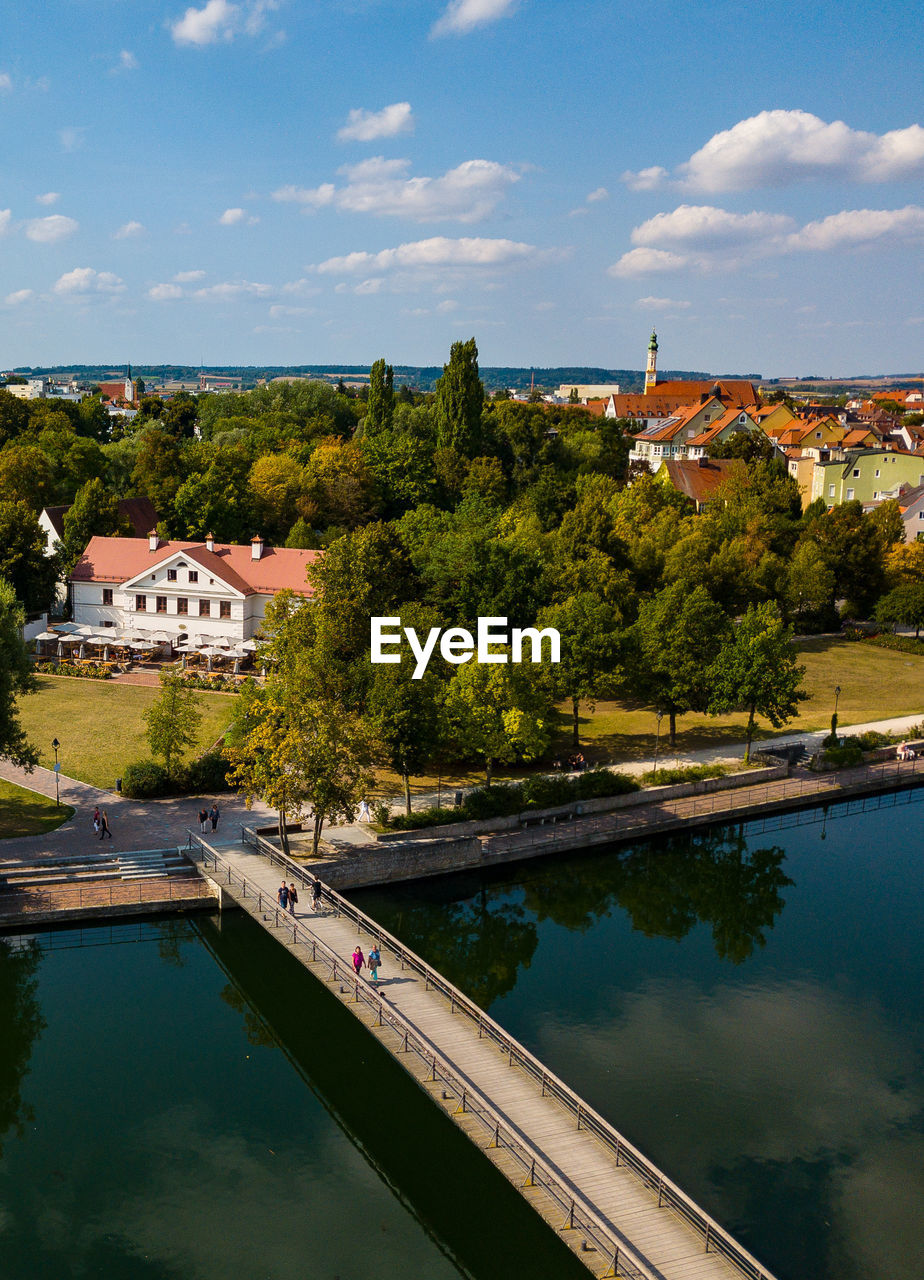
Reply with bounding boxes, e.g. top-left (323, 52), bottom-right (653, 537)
top-left (188, 829), bottom-right (777, 1280)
